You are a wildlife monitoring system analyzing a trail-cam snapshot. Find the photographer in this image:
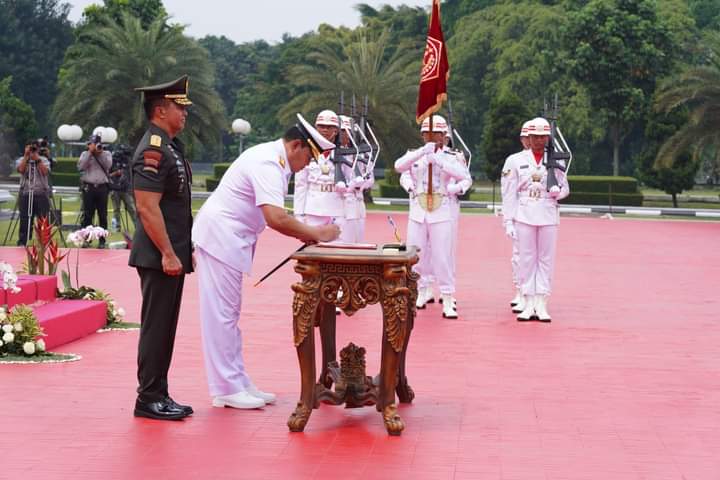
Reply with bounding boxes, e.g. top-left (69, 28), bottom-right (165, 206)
top-left (77, 134), bottom-right (112, 248)
top-left (37, 136), bottom-right (56, 170)
top-left (16, 140), bottom-right (51, 246)
top-left (109, 145), bottom-right (137, 231)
